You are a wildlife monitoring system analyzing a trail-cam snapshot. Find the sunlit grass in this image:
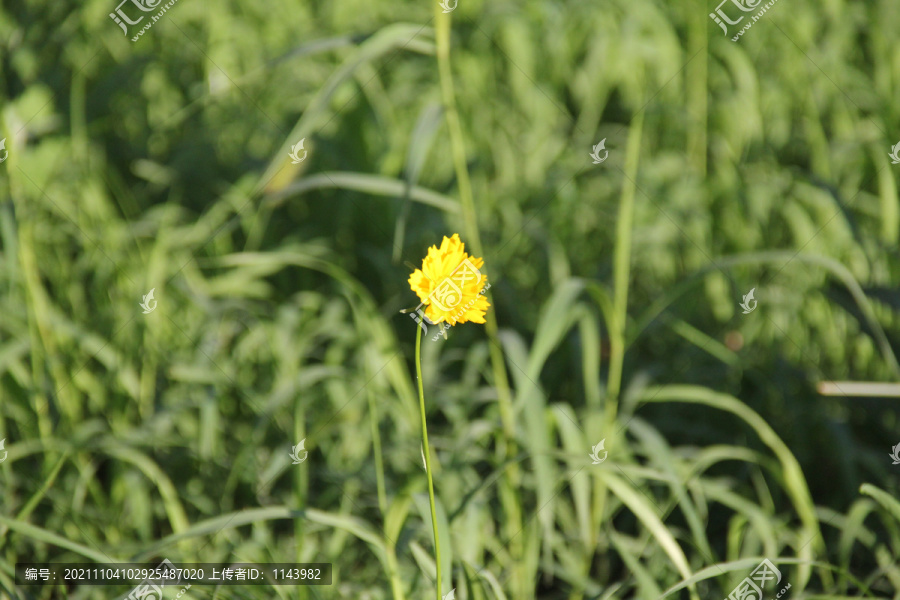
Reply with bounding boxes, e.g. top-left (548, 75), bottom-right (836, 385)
top-left (1, 0), bottom-right (900, 598)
